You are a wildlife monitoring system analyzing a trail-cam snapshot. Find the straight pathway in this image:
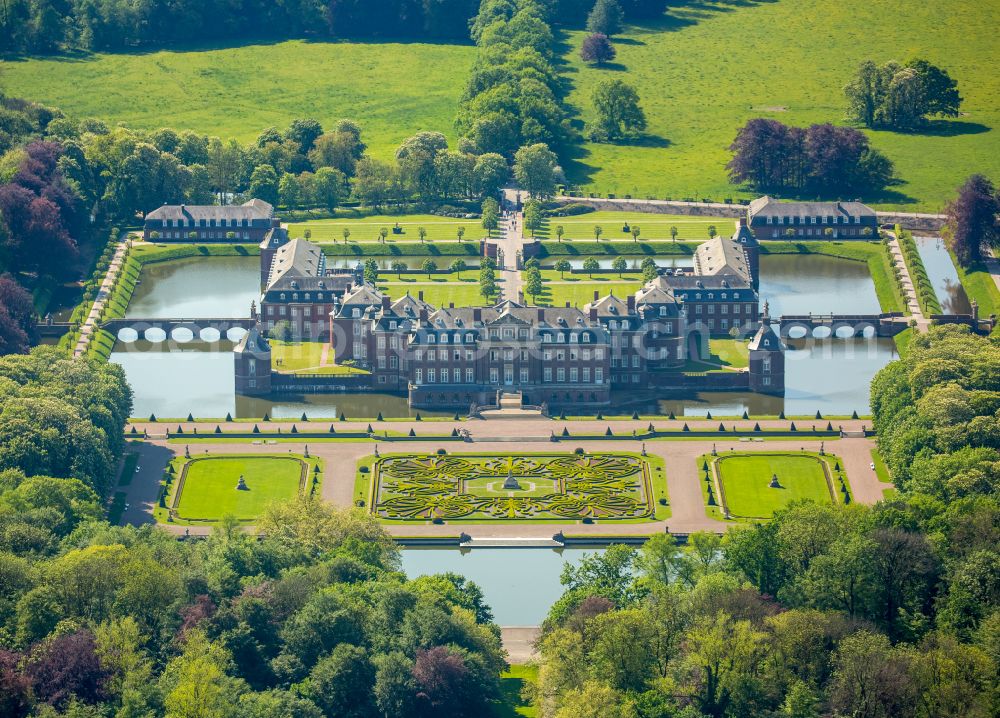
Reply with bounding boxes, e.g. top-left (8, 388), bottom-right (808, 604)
top-left (985, 246), bottom-right (1000, 296)
top-left (75, 232), bottom-right (130, 357)
top-left (498, 210), bottom-right (524, 302)
top-left (886, 233), bottom-right (929, 332)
